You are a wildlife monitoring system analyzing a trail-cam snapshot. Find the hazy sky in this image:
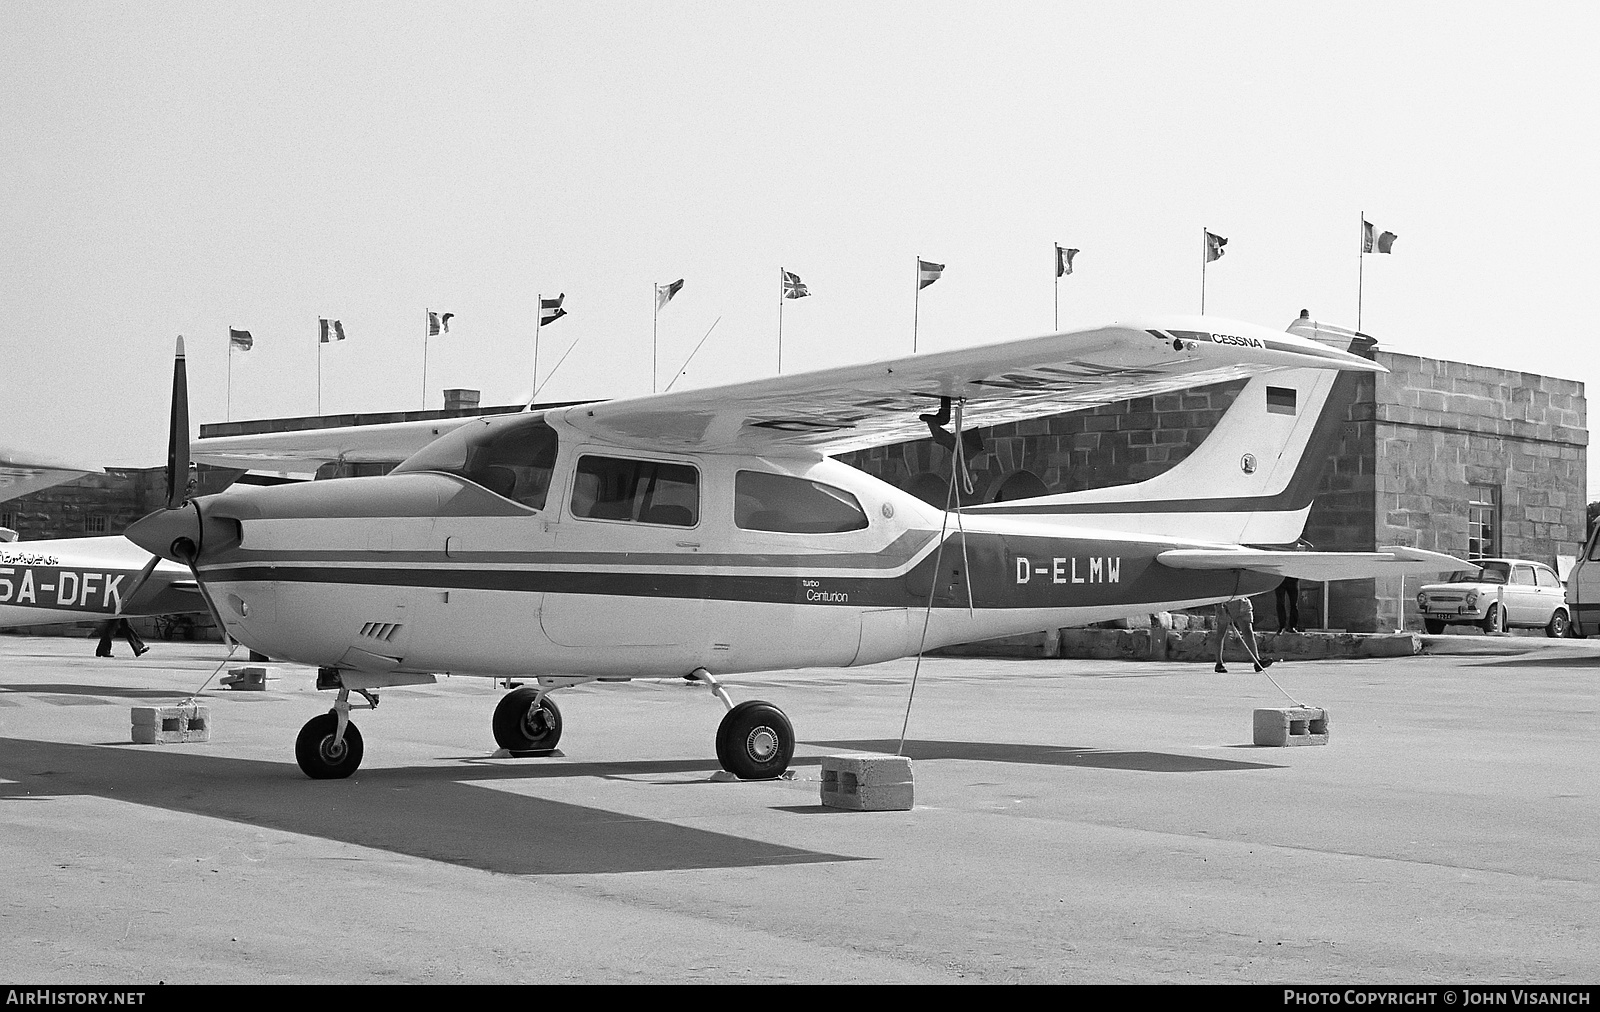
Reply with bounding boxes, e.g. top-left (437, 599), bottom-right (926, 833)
top-left (3, 2), bottom-right (1595, 497)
